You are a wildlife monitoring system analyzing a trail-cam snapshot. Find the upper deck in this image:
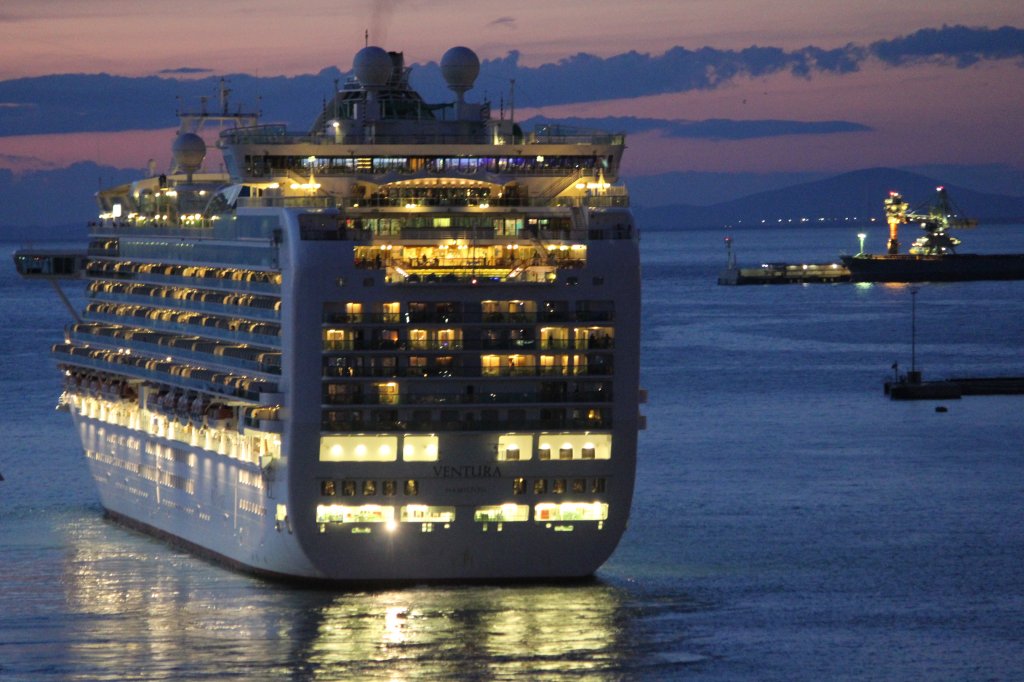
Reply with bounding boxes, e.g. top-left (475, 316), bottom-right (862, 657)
top-left (83, 45), bottom-right (632, 274)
